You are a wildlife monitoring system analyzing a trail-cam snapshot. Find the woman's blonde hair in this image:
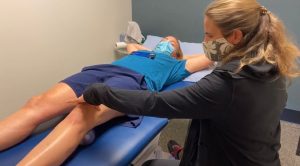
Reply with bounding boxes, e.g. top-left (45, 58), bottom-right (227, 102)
top-left (205, 0), bottom-right (300, 79)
